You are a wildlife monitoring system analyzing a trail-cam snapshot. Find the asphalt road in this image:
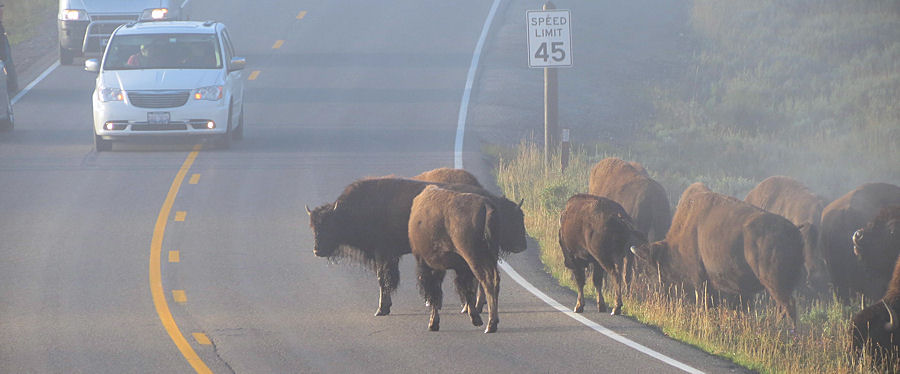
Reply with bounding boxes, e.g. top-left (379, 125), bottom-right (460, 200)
top-left (1, 1), bottom-right (748, 373)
